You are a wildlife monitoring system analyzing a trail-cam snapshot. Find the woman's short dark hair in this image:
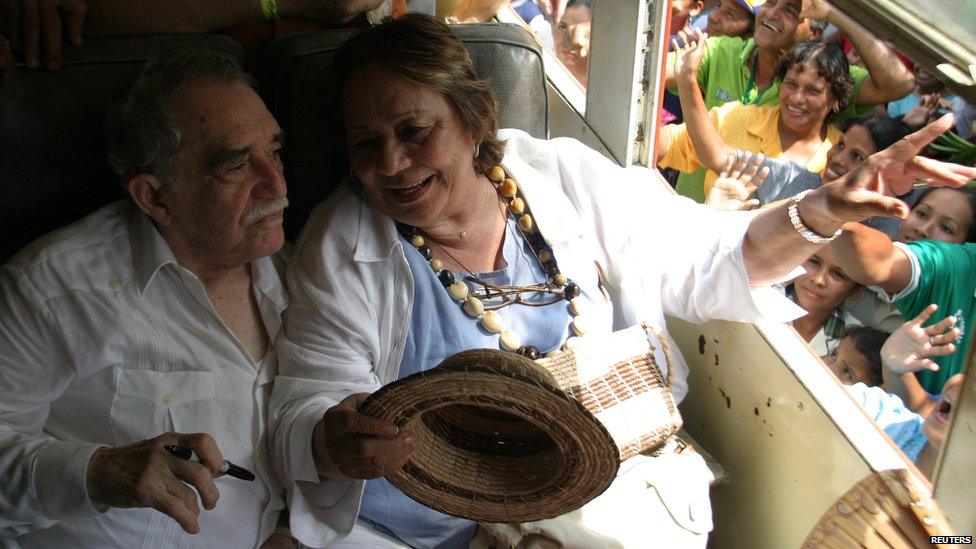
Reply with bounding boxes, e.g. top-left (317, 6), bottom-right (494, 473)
top-left (916, 186), bottom-right (976, 242)
top-left (842, 115), bottom-right (910, 153)
top-left (331, 14), bottom-right (504, 174)
top-left (842, 326), bottom-right (889, 386)
top-left (775, 41), bottom-right (853, 119)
